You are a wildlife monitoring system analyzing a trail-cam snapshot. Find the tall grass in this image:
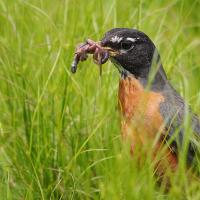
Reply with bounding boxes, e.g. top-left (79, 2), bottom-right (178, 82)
top-left (0, 0), bottom-right (199, 199)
